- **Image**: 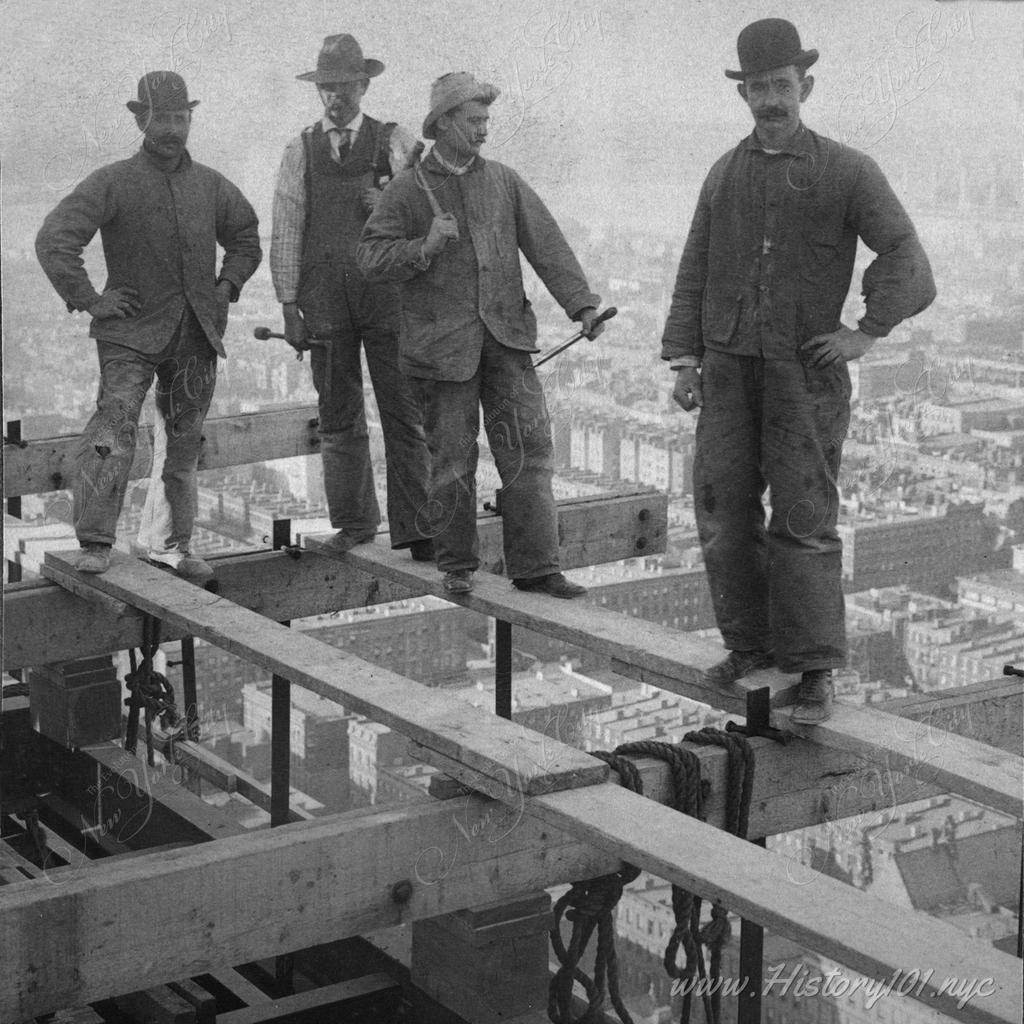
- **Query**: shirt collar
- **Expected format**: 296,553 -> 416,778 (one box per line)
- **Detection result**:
321,111 -> 364,136
744,122 -> 813,157
427,145 -> 478,176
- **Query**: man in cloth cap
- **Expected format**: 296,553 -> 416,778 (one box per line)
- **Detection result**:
36,71 -> 261,580
661,20 -> 935,722
271,34 -> 433,559
358,72 -> 604,597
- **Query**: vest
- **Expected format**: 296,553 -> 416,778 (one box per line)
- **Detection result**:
297,117 -> 399,334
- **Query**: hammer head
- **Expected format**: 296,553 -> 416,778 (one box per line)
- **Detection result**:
253,326 -> 275,340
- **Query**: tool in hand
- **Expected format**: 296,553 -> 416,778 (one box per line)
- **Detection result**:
253,325 -> 326,362
533,306 -> 618,368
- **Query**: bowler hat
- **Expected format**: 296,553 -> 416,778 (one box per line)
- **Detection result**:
422,72 -> 500,140
126,71 -> 199,114
725,19 -> 818,80
297,34 -> 384,84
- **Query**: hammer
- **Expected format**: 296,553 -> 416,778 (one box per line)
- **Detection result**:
533,306 -> 618,368
253,325 -> 326,362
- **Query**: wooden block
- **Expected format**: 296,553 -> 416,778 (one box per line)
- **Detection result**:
51,1008 -> 105,1024
114,985 -> 196,1023
28,657 -> 121,748
167,980 -> 216,1024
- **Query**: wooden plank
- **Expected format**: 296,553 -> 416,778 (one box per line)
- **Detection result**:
527,783 -> 1021,1024
885,680 -> 1023,754
779,703 -> 1023,819
2,406 -> 321,498
1,780 -> 1017,1023
42,551 -> 608,798
3,492 -> 664,671
216,974 -> 399,1024
206,969 -> 270,1007
167,979 -> 216,1024
315,538 -> 800,714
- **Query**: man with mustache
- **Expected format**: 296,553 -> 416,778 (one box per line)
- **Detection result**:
358,72 -> 604,597
661,20 -> 935,722
271,34 -> 432,560
36,71 -> 261,579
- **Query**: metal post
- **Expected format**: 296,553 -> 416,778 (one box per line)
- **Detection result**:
270,519 -> 294,994
6,420 -> 23,583
270,519 -> 293,829
495,619 -> 512,720
180,637 -> 199,741
737,687 -> 769,1024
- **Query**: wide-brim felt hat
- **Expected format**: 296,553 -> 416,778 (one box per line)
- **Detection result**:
126,71 -> 199,114
297,34 -> 384,83
422,72 -> 500,140
725,18 -> 818,80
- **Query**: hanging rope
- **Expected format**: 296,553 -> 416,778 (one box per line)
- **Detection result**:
549,752 -> 643,1024
124,615 -> 180,766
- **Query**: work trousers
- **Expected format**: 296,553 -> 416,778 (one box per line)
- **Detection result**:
693,350 -> 851,672
307,268 -> 431,547
74,308 -> 216,548
411,332 -> 560,580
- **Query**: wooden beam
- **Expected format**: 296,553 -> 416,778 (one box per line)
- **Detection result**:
42,551 -> 608,798
2,406 -> 322,498
3,491 -> 665,670
885,680 -> 1023,754
216,974 -> 399,1024
315,539 -> 800,714
1,774 -> 1017,1023
779,703 -> 1023,820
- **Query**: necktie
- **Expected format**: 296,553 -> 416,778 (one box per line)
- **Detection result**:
336,128 -> 351,162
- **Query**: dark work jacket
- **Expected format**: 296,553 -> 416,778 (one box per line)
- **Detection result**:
297,118 -> 400,337
661,126 -> 936,363
35,148 -> 261,357
357,152 -> 600,382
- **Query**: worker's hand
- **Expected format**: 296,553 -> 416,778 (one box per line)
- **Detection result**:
282,303 -> 311,353
363,187 -> 383,214
214,280 -> 232,336
579,307 -> 605,340
672,366 -> 703,412
88,286 -> 140,320
801,325 -> 877,367
423,213 -> 459,257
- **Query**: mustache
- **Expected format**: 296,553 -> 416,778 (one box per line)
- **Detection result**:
757,107 -> 789,119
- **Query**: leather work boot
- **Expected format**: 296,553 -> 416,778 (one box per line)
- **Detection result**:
321,528 -> 375,554
148,548 -> 214,585
77,543 -> 112,574
703,649 -> 774,686
512,573 -> 587,599
791,669 -> 834,725
443,569 -> 474,595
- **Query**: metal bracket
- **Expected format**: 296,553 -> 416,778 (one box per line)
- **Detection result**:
726,686 -> 792,744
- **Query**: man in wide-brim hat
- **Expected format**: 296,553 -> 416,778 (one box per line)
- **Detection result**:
660,19 -> 936,723
35,71 -> 261,581
271,34 -> 433,561
358,72 -> 605,599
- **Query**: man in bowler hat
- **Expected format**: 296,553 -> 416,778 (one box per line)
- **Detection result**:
661,20 -> 935,722
36,72 -> 261,579
271,34 -> 433,559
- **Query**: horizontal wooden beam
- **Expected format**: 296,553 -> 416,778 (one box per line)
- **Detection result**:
3,406 -> 322,498
42,551 -> 608,798
1,765 -> 1017,1023
3,491 -> 665,671
319,539 -> 799,715
780,703 -> 1022,820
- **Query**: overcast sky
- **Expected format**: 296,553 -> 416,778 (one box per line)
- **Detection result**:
2,0 -> 1020,242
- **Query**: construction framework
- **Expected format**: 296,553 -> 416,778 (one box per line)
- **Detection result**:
2,408 -> 1022,1024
